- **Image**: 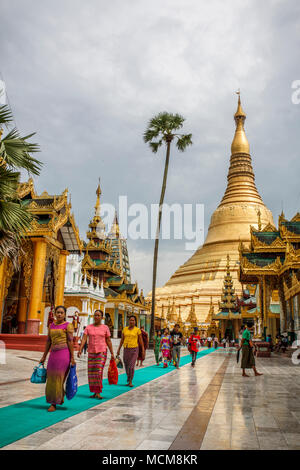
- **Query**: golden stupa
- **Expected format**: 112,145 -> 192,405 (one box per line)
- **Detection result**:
150,94 -> 274,322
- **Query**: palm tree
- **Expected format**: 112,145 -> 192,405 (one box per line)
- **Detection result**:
143,112 -> 192,344
0,99 -> 42,265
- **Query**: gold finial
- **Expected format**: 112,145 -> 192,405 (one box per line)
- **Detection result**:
234,90 -> 246,119
257,209 -> 262,231
226,254 -> 230,271
231,91 -> 249,155
94,178 -> 101,216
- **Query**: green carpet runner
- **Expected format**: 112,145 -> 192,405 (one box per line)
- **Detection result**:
0,348 -> 217,448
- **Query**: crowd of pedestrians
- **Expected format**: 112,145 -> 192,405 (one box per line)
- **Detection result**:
37,306 -> 270,412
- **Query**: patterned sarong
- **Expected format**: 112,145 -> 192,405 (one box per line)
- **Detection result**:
46,347 -> 70,405
123,347 -> 139,382
88,351 -> 107,393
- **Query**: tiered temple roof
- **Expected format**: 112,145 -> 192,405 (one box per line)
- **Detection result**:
214,255 -> 241,320
82,182 -> 148,310
18,178 -> 82,251
239,212 -> 300,283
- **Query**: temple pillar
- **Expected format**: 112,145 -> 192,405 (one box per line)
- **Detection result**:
259,278 -> 264,339
55,250 -> 68,307
17,279 -> 28,334
113,307 -> 119,339
27,239 -> 47,335
233,320 -> 239,342
220,320 -> 226,339
294,295 -> 300,340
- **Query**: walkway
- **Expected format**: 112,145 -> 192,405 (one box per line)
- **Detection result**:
0,346 -> 299,450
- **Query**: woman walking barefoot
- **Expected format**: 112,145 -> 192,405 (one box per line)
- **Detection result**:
136,326 -> 149,367
116,316 -> 144,387
40,306 -> 75,412
238,323 -> 263,377
78,310 -> 115,399
160,328 -> 172,368
154,330 -> 162,365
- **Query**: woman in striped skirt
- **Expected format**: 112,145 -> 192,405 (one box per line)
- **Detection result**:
116,316 -> 144,387
78,310 -> 115,399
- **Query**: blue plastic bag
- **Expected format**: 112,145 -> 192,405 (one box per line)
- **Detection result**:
66,364 -> 78,400
30,363 -> 47,384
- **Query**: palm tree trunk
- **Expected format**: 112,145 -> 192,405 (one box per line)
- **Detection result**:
150,138 -> 172,346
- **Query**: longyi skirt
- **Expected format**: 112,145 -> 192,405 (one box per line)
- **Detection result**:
46,347 -> 70,405
241,344 -> 255,369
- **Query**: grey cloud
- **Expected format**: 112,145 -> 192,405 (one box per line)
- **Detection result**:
0,0 -> 299,292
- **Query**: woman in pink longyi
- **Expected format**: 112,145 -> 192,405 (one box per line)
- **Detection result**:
78,310 -> 115,399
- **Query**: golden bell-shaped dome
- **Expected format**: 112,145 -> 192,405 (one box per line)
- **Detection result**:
231,94 -> 250,155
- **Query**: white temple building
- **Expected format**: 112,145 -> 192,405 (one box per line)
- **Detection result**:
63,253 -> 107,331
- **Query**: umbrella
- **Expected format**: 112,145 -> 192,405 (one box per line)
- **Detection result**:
236,349 -> 240,363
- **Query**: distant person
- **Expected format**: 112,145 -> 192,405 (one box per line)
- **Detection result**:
154,330 -> 162,366
159,328 -> 172,368
171,324 -> 184,369
137,326 -> 149,367
188,327 -> 201,368
238,323 -> 263,377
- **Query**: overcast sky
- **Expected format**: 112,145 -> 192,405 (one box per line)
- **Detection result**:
1,0 -> 300,293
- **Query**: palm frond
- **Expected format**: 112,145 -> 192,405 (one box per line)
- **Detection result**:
0,200 -> 33,234
0,231 -> 22,270
149,140 -> 163,153
0,167 -> 19,198
0,104 -> 14,127
143,127 -> 161,143
176,134 -> 193,152
1,127 -> 41,174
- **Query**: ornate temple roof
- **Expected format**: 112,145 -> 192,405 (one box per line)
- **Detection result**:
82,182 -> 148,310
239,212 -> 300,282
17,178 -> 82,252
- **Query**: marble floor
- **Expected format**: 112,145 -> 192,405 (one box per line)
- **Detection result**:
0,344 -> 300,450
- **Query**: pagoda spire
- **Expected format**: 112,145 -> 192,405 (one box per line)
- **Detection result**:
219,255 -> 237,313
87,179 -> 106,239
95,177 -> 102,217
109,209 -> 120,238
219,92 -> 263,206
231,91 -> 249,155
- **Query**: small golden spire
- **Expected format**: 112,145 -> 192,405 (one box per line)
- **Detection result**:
226,254 -> 230,272
231,92 -> 250,155
257,209 -> 262,231
94,178 -> 101,217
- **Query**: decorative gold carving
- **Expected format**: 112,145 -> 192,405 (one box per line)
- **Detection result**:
252,234 -> 286,252
4,259 -> 14,299
242,256 -> 282,273
18,178 -> 36,199
19,239 -> 34,298
291,212 -> 300,222
46,244 -> 60,301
